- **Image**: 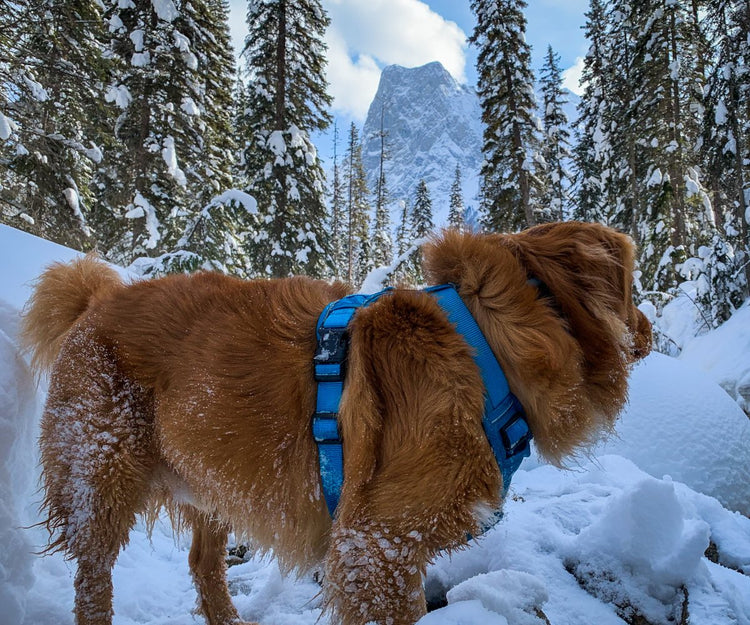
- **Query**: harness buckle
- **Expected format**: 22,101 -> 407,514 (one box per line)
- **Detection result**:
500,411 -> 532,459
314,328 -> 348,366
312,413 -> 341,443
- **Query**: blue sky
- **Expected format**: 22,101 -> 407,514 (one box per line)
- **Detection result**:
227,0 -> 589,159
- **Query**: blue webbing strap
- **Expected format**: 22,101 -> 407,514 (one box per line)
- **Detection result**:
425,285 -> 532,496
312,285 -> 532,518
312,291 -> 388,515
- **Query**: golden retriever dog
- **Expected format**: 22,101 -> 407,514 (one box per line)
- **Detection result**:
22,222 -> 651,625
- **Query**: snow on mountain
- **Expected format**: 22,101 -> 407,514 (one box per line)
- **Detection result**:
358,62 -> 582,230
360,62 -> 483,226
1,224 -> 749,625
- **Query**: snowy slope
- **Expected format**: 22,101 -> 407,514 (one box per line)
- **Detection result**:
1,224 -> 749,625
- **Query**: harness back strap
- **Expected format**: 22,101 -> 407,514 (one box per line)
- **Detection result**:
312,285 -> 532,518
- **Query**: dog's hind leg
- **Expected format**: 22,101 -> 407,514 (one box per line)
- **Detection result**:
39,329 -> 157,625
183,507 -> 255,625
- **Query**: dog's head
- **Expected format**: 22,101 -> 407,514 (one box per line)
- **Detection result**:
505,221 -> 652,365
423,222 -> 651,463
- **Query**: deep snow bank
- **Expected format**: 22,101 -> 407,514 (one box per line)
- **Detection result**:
591,352 -> 750,515
679,301 -> 750,413
0,314 -> 38,625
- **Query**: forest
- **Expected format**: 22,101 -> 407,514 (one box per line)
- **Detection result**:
0,0 -> 748,331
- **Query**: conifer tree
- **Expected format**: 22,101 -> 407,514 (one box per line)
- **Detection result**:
406,179 -> 433,284
188,0 -> 237,209
448,164 -> 465,231
130,0 -> 242,275
583,0 -> 642,236
628,0 -> 709,292
95,0 -> 228,265
396,199 -> 411,257
470,0 -> 545,231
343,122 -> 371,284
371,107 -> 392,268
240,0 -> 333,278
702,0 -> 750,298
329,121 -> 347,278
539,45 -> 573,221
0,0 -> 111,250
134,192 -> 258,278
573,0 -> 609,223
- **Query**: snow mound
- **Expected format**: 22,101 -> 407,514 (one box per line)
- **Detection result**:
446,570 -> 548,625
0,225 -> 81,310
423,455 -> 750,625
592,352 -> 750,515
567,477 -> 709,624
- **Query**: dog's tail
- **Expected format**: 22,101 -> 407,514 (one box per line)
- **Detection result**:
21,254 -> 122,373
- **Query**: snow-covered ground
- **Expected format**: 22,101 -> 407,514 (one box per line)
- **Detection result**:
1,224 -> 749,625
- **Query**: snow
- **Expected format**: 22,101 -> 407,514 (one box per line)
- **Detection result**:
125,192 -> 162,249
129,29 -> 144,52
0,319 -> 37,625
0,224 -> 749,625
105,84 -> 132,109
679,301 -> 750,412
151,0 -> 178,22
589,352 -> 750,515
130,51 -> 151,67
63,187 -> 91,236
0,111 -> 15,141
180,96 -> 200,116
206,189 -> 258,215
161,136 -> 187,186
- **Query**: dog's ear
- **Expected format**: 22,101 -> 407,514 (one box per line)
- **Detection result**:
497,222 -> 651,432
503,221 -> 650,364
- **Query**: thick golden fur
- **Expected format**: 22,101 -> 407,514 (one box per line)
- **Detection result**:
22,222 -> 651,625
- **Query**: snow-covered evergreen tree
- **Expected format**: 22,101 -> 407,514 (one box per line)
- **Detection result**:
573,0 -> 609,224
539,45 -> 573,221
187,0 -> 237,209
0,0 -> 110,250
134,0 -> 242,275
628,0 -> 710,292
240,0 -> 332,278
448,164 -> 465,231
396,199 -> 411,257
404,179 -> 433,284
470,0 -> 545,231
133,191 -> 258,278
328,121 -> 347,279
701,0 -> 750,300
370,107 -> 392,268
96,0 -> 227,265
343,122 -> 370,284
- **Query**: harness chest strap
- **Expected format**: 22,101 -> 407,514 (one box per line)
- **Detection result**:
312,284 -> 532,518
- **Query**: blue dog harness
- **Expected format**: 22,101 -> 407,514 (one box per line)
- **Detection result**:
312,284 -> 532,518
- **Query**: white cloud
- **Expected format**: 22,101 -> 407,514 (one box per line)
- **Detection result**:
562,56 -> 585,96
325,29 -> 383,121
324,0 -> 468,120
228,0 -> 468,121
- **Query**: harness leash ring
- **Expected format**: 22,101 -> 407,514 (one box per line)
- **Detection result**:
312,285 -> 532,524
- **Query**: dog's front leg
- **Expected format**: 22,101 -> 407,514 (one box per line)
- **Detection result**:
324,517 -> 428,625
